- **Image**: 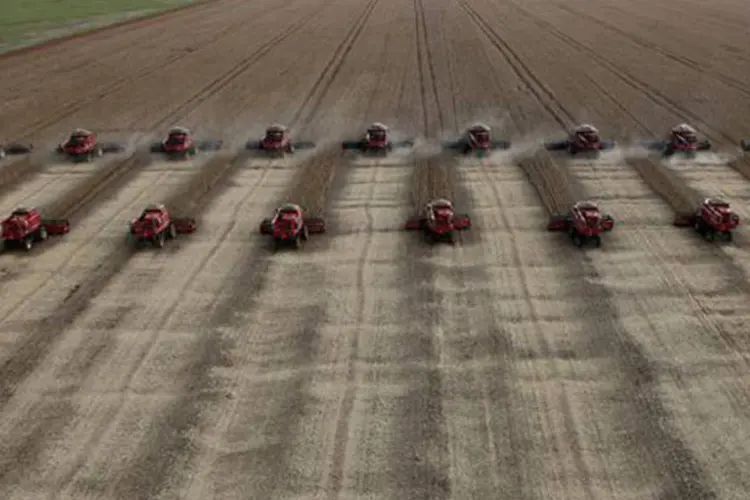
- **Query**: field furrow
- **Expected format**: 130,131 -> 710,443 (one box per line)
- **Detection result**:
0,0 -> 750,496
569,160 -> 750,498
65,0 -> 430,496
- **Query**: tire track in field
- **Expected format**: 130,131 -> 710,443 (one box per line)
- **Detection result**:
383,0 -> 454,495
0,167 -> 179,484
288,0 -> 379,131
428,14 -> 532,492
551,3 -> 750,99
456,0 -> 575,131
478,1 -> 750,287
399,154 -> 472,500
462,0 -> 750,289
109,150 -> 345,500
150,12 -> 322,132
0,0 -> 367,486
0,151 -> 250,483
2,0 -> 263,83
473,2 -> 750,290
505,0 -> 750,185
228,7 -> 415,495
8,0 -> 302,140
0,6 -> 318,196
109,1 -> 380,494
476,160 -> 594,497
0,100 -> 257,466
457,0 -> 665,143
0,160 -> 170,337
50,167 -> 274,497
0,5 -> 319,269
413,0 -> 444,133
321,160 -> 383,500
457,4 -> 715,490
517,151 -> 716,498
318,15 -> 423,496
626,157 -> 750,290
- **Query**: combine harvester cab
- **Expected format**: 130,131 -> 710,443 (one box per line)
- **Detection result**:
128,203 -> 196,248
641,123 -> 711,158
56,128 -> 125,163
246,124 -> 316,157
442,123 -> 511,158
1,207 -> 70,251
341,122 -> 415,157
674,197 -> 739,242
544,124 -> 615,158
259,203 -> 326,250
547,200 -> 614,248
404,198 -> 471,244
149,126 -> 223,160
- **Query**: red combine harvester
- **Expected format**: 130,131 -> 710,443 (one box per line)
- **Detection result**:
1,207 -> 69,251
341,122 -> 414,156
404,198 -> 471,244
128,204 -> 196,248
547,200 -> 614,247
0,142 -> 33,160
56,128 -> 125,162
443,123 -> 511,157
544,123 -> 616,157
259,203 -> 326,250
642,123 -> 711,158
246,124 -> 316,157
674,197 -> 739,241
150,127 -> 223,160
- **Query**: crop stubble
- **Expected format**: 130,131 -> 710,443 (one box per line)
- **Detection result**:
0,0 -> 750,497
74,0 -> 421,497
152,0 -> 453,497
472,0 -> 750,495
459,0 -> 741,496
0,0 -> 379,495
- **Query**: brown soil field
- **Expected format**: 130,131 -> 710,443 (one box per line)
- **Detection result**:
1,0 -> 750,497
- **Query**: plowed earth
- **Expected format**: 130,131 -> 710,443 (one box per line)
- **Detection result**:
1,0 -> 750,497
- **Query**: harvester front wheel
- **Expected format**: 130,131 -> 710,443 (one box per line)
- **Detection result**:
153,232 -> 166,248
571,230 -> 584,247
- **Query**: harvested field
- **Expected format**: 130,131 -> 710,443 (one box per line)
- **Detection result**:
1,0 -> 750,497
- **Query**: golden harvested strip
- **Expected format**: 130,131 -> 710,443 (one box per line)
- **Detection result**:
516,150 -> 583,216
40,154 -> 150,221
410,153 -> 458,210
282,146 -> 345,216
0,157 -> 45,199
626,157 -> 702,216
163,152 -> 249,219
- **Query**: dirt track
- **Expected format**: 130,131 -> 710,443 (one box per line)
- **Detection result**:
2,0 -> 750,497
